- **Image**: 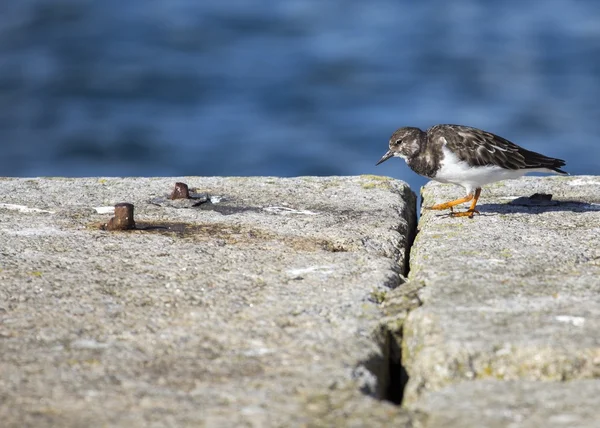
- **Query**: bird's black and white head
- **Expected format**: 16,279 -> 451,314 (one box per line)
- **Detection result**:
376,127 -> 425,166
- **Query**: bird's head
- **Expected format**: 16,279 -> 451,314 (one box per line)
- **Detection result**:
376,127 -> 424,165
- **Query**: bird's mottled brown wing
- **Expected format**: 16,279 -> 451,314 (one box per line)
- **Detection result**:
428,124 -> 566,172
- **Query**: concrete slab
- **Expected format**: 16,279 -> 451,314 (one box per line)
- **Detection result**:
413,379 -> 600,428
0,176 -> 416,427
401,176 -> 600,424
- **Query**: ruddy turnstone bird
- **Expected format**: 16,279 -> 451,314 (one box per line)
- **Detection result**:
376,124 -> 567,218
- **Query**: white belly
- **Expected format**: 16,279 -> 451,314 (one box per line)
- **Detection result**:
434,146 -> 528,194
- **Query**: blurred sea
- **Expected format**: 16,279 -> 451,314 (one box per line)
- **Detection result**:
1,0 -> 599,195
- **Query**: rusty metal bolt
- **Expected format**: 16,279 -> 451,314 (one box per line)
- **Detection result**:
105,203 -> 136,231
170,182 -> 190,200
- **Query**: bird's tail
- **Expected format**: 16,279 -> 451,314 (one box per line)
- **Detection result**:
521,148 -> 568,175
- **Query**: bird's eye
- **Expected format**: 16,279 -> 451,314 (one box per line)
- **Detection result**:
395,139 -> 402,145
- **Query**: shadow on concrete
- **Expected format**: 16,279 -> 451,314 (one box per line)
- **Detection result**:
431,194 -> 599,218
480,198 -> 600,215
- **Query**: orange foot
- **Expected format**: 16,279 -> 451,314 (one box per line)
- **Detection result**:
450,209 -> 480,218
425,188 -> 482,219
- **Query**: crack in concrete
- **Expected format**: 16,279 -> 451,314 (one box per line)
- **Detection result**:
358,189 -> 422,406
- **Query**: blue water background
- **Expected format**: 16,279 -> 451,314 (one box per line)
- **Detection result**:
1,0 -> 599,197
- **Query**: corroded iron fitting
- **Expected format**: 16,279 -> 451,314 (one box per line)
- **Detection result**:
170,182 -> 190,200
105,203 -> 136,231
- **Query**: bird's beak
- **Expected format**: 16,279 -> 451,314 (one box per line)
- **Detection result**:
376,150 -> 394,166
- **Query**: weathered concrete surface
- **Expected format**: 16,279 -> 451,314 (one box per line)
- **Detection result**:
413,380 -> 600,428
0,176 -> 416,427
400,176 -> 600,426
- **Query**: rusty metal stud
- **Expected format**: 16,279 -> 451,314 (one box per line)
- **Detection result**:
170,182 -> 190,200
105,203 -> 136,231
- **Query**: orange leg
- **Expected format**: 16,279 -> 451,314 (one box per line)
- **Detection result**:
426,188 -> 482,219
428,194 -> 474,210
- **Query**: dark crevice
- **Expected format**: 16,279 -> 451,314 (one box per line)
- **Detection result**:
357,321 -> 412,406
402,220 -> 418,278
356,188 -> 421,406
401,187 -> 419,277
385,329 -> 409,405
377,193 -> 421,406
